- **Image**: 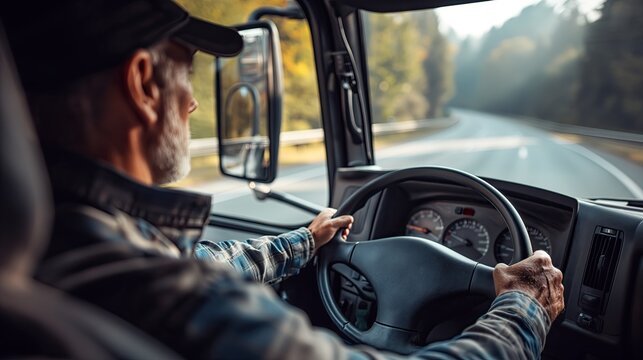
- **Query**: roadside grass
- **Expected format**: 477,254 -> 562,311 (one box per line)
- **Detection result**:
582,138 -> 643,166
552,133 -> 643,167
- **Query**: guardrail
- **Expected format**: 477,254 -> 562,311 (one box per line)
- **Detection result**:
189,117 -> 456,157
518,117 -> 643,145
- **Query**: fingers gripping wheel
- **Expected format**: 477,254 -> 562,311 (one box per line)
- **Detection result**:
317,167 -> 532,353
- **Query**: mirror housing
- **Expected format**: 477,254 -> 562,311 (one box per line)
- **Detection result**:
216,21 -> 283,183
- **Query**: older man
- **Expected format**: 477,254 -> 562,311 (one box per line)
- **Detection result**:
4,0 -> 351,284
2,0 -> 563,359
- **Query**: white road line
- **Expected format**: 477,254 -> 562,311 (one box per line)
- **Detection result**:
564,143 -> 643,198
377,135 -> 536,159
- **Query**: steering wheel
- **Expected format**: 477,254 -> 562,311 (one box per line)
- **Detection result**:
317,167 -> 532,354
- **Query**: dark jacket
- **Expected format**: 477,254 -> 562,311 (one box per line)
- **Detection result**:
36,151 -> 550,359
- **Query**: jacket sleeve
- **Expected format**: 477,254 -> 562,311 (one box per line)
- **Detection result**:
193,227 -> 315,284
409,291 -> 551,359
190,272 -> 551,360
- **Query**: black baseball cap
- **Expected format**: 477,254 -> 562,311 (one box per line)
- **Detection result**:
0,0 -> 243,92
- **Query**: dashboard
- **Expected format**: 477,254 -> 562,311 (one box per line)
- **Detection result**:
405,202 -> 554,266
212,167 -> 643,358
358,179 -> 575,269
325,167 -> 643,358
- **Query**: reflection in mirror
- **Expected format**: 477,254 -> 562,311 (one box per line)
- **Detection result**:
217,25 -> 277,182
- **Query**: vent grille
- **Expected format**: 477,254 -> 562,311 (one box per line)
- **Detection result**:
583,230 -> 622,292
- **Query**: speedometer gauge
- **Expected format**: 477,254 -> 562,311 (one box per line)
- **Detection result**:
443,219 -> 490,260
406,209 -> 444,243
494,227 -> 552,264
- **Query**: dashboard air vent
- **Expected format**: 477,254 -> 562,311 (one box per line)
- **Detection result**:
582,228 -> 622,292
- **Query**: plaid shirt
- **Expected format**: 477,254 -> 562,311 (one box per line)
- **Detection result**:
195,227 -> 315,283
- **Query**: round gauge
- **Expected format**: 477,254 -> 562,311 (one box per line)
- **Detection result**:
405,209 -> 444,243
443,219 -> 490,260
494,227 -> 552,264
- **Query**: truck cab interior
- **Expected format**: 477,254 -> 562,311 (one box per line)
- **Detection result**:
209,0 -> 643,358
1,0 -> 642,359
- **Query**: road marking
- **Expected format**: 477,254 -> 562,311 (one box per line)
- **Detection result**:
563,143 -> 643,198
378,135 -> 536,159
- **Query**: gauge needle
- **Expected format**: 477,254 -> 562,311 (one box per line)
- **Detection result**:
406,224 -> 431,234
449,234 -> 472,247
449,234 -> 483,259
407,225 -> 440,242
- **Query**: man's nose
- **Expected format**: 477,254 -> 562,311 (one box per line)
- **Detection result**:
189,98 -> 199,114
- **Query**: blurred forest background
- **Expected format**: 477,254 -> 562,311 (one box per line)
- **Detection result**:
451,0 -> 643,133
179,0 -> 643,139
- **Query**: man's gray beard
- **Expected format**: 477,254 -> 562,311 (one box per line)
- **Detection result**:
148,100 -> 191,185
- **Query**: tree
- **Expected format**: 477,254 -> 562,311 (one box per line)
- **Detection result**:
449,1 -> 587,125
577,0 -> 643,133
270,16 -> 321,131
365,12 -> 428,123
365,10 -> 453,122
415,11 -> 454,118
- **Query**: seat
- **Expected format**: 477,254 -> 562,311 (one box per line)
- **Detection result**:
0,21 -> 181,360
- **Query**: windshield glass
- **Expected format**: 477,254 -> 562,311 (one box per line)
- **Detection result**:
364,0 -> 643,200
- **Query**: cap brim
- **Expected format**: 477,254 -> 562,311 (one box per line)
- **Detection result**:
174,17 -> 243,57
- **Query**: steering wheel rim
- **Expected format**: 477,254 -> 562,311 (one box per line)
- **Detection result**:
317,166 -> 532,353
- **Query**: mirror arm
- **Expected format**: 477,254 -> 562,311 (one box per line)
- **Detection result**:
249,182 -> 325,215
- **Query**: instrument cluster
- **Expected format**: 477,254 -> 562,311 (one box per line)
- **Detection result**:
405,202 -> 552,265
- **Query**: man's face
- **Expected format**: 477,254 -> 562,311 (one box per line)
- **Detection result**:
147,41 -> 198,184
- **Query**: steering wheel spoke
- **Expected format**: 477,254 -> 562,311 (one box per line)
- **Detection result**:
350,237 -> 477,331
318,237 -> 355,264
470,263 -> 496,298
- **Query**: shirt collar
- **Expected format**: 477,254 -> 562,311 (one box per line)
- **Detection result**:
44,148 -> 212,247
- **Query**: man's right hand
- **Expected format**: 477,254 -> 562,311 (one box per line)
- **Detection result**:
308,208 -> 354,253
493,250 -> 565,321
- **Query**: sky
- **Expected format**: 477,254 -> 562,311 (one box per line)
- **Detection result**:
435,0 -> 606,38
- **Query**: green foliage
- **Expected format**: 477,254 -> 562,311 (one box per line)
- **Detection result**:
269,15 -> 321,131
179,1 -> 454,137
415,11 -> 454,118
188,52 -> 217,139
365,11 -> 454,123
180,0 -> 643,139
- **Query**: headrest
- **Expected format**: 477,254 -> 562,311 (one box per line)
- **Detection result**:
0,22 -> 52,279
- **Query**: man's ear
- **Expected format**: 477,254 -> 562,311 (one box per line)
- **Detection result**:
123,50 -> 161,128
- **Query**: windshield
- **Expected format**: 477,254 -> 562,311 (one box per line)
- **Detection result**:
364,0 -> 643,200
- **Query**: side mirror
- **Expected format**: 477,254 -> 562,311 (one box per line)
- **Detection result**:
216,21 -> 283,183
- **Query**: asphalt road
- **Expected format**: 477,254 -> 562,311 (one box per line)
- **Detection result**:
189,109 -> 643,224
